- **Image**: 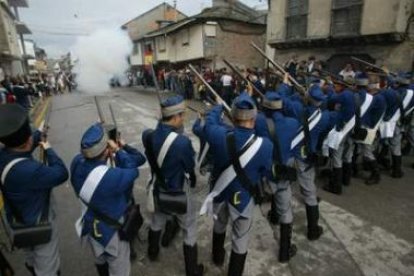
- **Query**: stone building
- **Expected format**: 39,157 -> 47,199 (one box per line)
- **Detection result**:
267,0 -> 414,72
0,0 -> 30,76
140,0 -> 267,70
121,2 -> 187,70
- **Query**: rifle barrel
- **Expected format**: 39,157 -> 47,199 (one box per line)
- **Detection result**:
351,56 -> 397,77
94,96 -> 105,123
250,42 -> 307,95
109,103 -> 117,128
149,63 -> 163,104
188,64 -> 231,112
222,59 -> 264,98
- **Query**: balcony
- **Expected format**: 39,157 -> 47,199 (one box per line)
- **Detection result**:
7,0 -> 28,8
15,21 -> 31,34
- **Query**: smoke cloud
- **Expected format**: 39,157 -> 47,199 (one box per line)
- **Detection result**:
72,28 -> 131,94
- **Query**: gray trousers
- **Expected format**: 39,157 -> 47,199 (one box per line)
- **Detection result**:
25,196 -> 60,276
389,125 -> 402,156
361,139 -> 378,161
89,234 -> 131,276
296,159 -> 318,206
332,135 -> 354,168
270,179 -> 293,224
150,191 -> 198,246
213,200 -> 254,254
25,218 -> 60,276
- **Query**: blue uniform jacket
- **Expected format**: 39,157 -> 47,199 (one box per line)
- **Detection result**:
255,111 -> 300,166
70,145 -> 145,247
0,131 -> 68,226
328,89 -> 356,130
287,103 -> 337,161
142,123 -> 195,192
381,88 -> 400,120
398,86 -> 414,117
205,105 -> 273,212
363,91 -> 387,128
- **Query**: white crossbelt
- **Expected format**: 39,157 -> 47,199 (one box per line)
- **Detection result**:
1,158 -> 27,185
200,135 -> 263,217
196,143 -> 210,169
291,109 -> 322,150
379,89 -> 414,138
75,165 -> 109,237
147,132 -> 179,213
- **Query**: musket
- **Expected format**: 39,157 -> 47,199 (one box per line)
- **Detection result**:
187,105 -> 206,117
94,96 -> 105,123
222,58 -> 264,98
250,41 -> 307,95
94,96 -> 116,166
188,64 -> 232,113
351,56 -> 397,77
315,69 -> 354,88
40,102 -> 53,164
109,103 -> 120,142
149,63 -> 163,104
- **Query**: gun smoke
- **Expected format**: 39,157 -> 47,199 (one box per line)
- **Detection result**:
72,28 -> 131,94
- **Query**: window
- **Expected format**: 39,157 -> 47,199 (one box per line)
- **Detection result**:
331,0 -> 363,37
157,36 -> 166,52
286,0 -> 308,40
132,42 -> 140,55
205,23 -> 217,37
182,28 -> 190,46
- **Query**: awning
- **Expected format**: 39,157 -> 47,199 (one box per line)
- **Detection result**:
16,21 -> 31,34
7,0 -> 28,8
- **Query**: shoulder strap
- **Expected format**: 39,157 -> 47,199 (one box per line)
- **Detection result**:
79,165 -> 122,228
354,93 -> 362,130
226,132 -> 258,195
143,131 -> 167,189
79,165 -> 109,204
265,118 -> 282,165
0,158 -> 28,223
301,109 -> 312,156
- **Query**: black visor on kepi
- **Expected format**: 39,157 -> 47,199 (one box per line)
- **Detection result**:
0,104 -> 31,147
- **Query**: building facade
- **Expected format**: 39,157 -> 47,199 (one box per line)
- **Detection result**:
141,0 -> 267,70
121,2 -> 187,69
267,0 -> 414,72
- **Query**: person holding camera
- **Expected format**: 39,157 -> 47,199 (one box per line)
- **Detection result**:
70,123 -> 146,276
0,104 -> 68,276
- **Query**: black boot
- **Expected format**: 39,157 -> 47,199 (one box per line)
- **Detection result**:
391,155 -> 404,178
267,195 -> 279,225
365,160 -> 381,185
342,163 -> 352,186
377,145 -> 391,169
323,168 -> 343,195
148,230 -> 162,261
95,263 -> 109,276
212,232 -> 226,266
25,263 -> 36,276
183,244 -> 204,276
278,223 -> 297,263
306,205 -> 323,241
161,217 -> 179,247
227,251 -> 247,276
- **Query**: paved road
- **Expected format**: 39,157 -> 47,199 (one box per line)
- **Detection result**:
3,87 -> 414,276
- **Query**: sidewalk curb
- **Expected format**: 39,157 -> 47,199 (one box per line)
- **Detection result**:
32,98 -> 51,128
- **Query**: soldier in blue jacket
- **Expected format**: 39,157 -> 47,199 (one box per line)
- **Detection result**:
254,91 -> 300,263
388,73 -> 414,178
357,73 -> 387,185
0,104 -> 69,276
201,92 -> 272,275
323,77 -> 356,194
289,85 -> 337,241
142,95 -> 204,276
71,123 -> 146,276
